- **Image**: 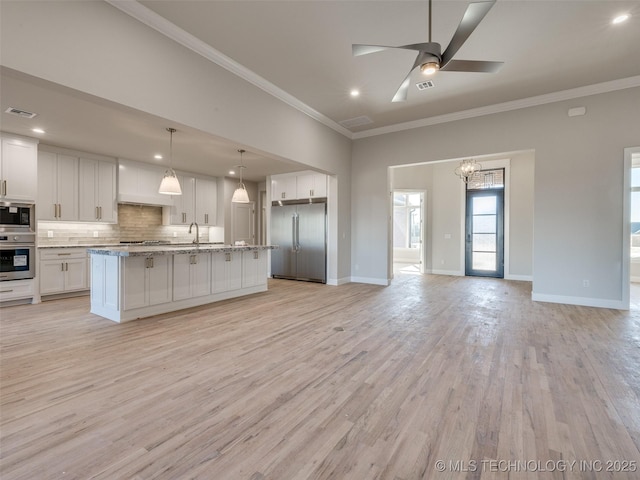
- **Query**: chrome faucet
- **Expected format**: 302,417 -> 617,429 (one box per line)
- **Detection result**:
189,222 -> 199,245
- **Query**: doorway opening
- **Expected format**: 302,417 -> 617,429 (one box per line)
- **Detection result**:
624,147 -> 640,309
392,190 -> 425,275
464,169 -> 504,278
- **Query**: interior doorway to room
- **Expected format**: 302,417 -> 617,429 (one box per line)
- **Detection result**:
465,169 -> 504,278
392,191 -> 425,274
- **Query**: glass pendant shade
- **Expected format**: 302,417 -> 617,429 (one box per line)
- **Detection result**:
159,127 -> 182,195
232,184 -> 250,203
232,149 -> 250,203
159,168 -> 182,195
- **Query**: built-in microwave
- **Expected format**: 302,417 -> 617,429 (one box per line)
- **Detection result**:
0,202 -> 35,232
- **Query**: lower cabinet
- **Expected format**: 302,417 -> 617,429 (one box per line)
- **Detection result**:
173,252 -> 211,301
40,248 -> 88,295
242,250 -> 268,288
211,251 -> 242,293
122,255 -> 172,310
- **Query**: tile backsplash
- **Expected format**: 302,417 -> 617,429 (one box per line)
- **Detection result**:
38,204 -> 208,246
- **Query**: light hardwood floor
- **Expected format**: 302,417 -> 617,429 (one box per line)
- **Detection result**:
1,275 -> 639,479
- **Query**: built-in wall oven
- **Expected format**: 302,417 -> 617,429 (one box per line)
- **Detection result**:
0,203 -> 36,281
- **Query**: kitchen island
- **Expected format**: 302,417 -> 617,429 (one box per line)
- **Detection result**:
88,244 -> 276,322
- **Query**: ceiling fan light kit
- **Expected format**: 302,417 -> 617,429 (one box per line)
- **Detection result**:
353,0 -> 503,102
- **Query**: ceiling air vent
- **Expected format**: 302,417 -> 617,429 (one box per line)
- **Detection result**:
339,115 -> 373,129
4,107 -> 37,119
416,80 -> 435,91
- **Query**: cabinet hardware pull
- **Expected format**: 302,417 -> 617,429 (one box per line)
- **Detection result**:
99,206 -> 102,219
205,213 -> 208,224
0,289 -> 14,293
57,253 -> 71,256
254,251 -> 259,259
59,204 -> 62,218
61,263 -> 65,272
2,180 -> 7,196
66,262 -> 69,271
226,253 -> 231,262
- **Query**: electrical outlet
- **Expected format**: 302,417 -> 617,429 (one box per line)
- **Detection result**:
583,279 -> 590,288
93,231 -> 99,238
173,231 -> 177,237
47,230 -> 53,238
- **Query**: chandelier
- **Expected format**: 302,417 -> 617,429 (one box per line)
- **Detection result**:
454,158 -> 481,183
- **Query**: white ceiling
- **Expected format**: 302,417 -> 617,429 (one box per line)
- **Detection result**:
1,0 -> 639,181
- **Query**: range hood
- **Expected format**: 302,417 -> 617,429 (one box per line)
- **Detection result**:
118,159 -> 174,207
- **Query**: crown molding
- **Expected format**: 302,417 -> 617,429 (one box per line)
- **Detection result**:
353,76 -> 640,139
105,0 -> 353,139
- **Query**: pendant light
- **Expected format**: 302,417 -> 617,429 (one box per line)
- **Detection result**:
159,127 -> 182,195
232,149 -> 250,203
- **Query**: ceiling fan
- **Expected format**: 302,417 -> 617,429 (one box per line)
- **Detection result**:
353,0 -> 503,102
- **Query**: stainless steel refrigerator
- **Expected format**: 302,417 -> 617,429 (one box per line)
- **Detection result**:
271,200 -> 326,283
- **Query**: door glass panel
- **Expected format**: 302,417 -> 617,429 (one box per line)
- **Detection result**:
473,233 -> 496,251
473,215 -> 496,233
473,252 -> 496,270
472,196 -> 496,215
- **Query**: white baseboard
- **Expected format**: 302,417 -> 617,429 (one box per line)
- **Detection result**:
505,274 -> 533,281
532,292 -> 627,310
350,276 -> 390,286
430,269 -> 464,276
327,276 -> 351,286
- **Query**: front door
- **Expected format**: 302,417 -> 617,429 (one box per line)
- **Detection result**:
465,170 -> 504,278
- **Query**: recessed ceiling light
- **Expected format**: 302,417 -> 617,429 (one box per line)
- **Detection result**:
31,128 -> 45,134
229,170 -> 236,175
612,13 -> 630,24
154,154 -> 163,160
350,89 -> 360,97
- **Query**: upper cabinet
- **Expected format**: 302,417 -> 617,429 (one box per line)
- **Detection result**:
169,174 -> 195,225
272,175 -> 297,201
195,177 -> 217,226
118,159 -> 173,207
38,151 -> 78,221
0,134 -> 38,202
296,172 -> 327,199
164,174 -> 217,226
271,171 -> 327,201
79,158 -> 117,223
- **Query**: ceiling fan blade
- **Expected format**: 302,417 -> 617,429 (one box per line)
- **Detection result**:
440,1 -> 496,68
352,43 -> 436,57
392,52 -> 429,102
440,59 -> 503,73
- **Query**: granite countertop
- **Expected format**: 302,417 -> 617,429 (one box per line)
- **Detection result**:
87,244 -> 278,257
38,244 -> 122,249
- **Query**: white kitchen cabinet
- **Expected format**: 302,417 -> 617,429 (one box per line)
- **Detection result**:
37,151 -> 78,221
173,252 -> 211,301
296,172 -> 327,199
79,158 -> 117,223
0,279 -> 35,303
271,175 -> 297,201
272,172 -> 327,201
242,249 -> 268,288
122,255 -> 172,310
90,254 -> 118,311
195,177 -> 217,226
0,134 -> 38,202
118,159 -> 173,207
211,251 -> 242,293
39,248 -> 88,295
170,174 -> 195,225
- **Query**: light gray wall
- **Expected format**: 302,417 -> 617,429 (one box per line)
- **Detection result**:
0,0 -> 352,281
353,87 -> 640,307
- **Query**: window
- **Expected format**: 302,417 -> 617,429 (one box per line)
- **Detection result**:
393,193 -> 421,248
